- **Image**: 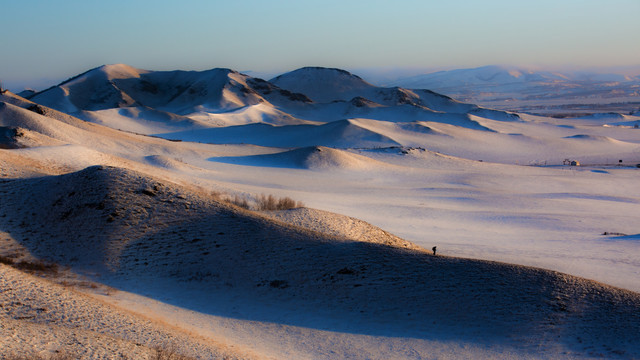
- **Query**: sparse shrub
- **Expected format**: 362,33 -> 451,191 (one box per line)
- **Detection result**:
1,255 -> 60,275
210,190 -> 223,201
0,254 -> 16,265
13,259 -> 59,275
229,194 -> 250,209
276,196 -> 303,210
256,194 -> 278,211
256,194 -> 304,211
27,104 -> 46,115
152,345 -> 194,360
214,190 -> 303,211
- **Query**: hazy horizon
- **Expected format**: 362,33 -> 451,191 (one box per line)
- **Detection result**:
2,0 -> 639,91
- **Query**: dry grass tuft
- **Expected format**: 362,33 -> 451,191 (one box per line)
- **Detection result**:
210,188 -> 304,211
152,345 -> 195,360
0,254 -> 16,265
0,255 -> 59,275
256,194 -> 304,211
5,351 -> 77,360
13,259 -> 59,275
229,194 -> 250,210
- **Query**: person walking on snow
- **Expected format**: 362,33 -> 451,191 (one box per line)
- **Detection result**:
432,246 -> 437,255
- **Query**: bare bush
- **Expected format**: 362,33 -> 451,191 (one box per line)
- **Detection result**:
0,254 -> 15,265
152,345 -> 194,360
276,196 -> 303,210
13,259 -> 59,275
256,194 -> 304,211
1,256 -> 59,275
211,190 -> 303,211
229,194 -> 250,209
210,190 -> 223,201
256,194 -> 277,211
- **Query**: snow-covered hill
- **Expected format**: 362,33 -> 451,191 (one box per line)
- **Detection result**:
271,66 -> 477,113
3,65 -> 640,359
387,65 -> 640,115
1,165 -> 639,359
31,64 -> 258,113
26,64 -> 520,136
390,65 -> 570,88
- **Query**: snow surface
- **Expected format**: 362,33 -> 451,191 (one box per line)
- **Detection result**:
1,165 -> 639,359
385,65 -> 640,116
2,65 -> 640,359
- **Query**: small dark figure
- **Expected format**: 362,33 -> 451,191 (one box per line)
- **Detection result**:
432,246 -> 437,255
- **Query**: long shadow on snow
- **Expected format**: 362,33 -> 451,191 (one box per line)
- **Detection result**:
110,214 -> 640,354
0,167 -> 639,357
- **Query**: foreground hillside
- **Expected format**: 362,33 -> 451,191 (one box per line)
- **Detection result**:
1,166 -> 639,359
0,263 -> 249,359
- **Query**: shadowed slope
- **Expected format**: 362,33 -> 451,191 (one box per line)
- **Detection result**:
165,119 -> 402,148
270,67 -> 493,115
29,64 -> 311,116
210,146 -> 398,170
0,165 -> 639,358
0,264 -> 247,359
25,64 -> 520,137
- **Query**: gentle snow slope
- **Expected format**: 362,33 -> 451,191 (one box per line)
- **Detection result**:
1,166 -> 639,359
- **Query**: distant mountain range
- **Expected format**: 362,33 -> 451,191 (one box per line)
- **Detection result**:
29,64 -> 479,113
14,63 -> 639,166
24,64 -> 640,120
26,64 -> 518,133
382,65 -> 640,116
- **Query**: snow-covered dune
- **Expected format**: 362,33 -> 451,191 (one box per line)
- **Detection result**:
210,146 -> 395,170
3,64 -> 640,359
1,165 -> 639,359
165,119 -> 402,149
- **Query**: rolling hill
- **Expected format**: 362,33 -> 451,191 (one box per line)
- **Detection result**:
1,165 -> 639,359
386,65 -> 640,115
2,65 -> 640,359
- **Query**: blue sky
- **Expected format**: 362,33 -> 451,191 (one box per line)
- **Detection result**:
2,0 -> 639,91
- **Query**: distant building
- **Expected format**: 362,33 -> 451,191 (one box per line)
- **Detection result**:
563,159 -> 580,166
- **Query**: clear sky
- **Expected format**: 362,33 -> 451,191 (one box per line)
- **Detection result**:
2,0 -> 639,91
